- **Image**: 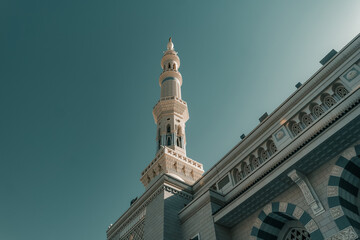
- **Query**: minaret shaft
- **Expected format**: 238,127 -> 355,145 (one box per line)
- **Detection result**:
140,38 -> 204,188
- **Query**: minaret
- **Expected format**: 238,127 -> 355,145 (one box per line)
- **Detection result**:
155,37 -> 188,155
140,38 -> 204,188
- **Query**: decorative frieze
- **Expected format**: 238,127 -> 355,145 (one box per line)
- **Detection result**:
304,219 -> 318,233
329,206 -> 344,219
288,170 -> 325,216
292,206 -> 304,220
330,165 -> 343,177
279,202 -> 287,213
263,204 -> 272,215
327,186 -> 339,197
326,226 -> 358,240
253,218 -> 262,229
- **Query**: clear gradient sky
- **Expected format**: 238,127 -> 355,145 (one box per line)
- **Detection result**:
1,1 -> 360,240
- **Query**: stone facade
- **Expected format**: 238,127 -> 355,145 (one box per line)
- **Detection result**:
107,34 -> 360,240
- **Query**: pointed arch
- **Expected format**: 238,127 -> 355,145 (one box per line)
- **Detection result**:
310,103 -> 324,118
250,202 -> 324,240
333,83 -> 349,98
250,155 -> 260,169
299,111 -> 313,127
288,121 -> 302,136
157,128 -> 161,149
327,144 -> 360,237
258,148 -> 268,162
240,162 -> 251,176
176,137 -> 180,147
267,139 -> 277,155
232,168 -> 242,184
321,93 -> 336,109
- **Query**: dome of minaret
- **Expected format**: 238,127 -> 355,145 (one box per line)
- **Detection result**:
160,37 -> 181,71
167,37 -> 174,50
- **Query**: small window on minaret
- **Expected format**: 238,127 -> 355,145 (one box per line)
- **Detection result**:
173,63 -> 176,70
168,63 -> 171,69
167,125 -> 171,133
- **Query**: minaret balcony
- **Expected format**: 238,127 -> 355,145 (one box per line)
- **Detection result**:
152,97 -> 189,123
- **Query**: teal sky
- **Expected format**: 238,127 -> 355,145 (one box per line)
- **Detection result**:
1,1 -> 360,239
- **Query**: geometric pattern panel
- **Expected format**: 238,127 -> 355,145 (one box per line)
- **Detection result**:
327,145 -> 360,236
284,228 -> 310,240
120,220 -> 144,240
250,202 -> 324,240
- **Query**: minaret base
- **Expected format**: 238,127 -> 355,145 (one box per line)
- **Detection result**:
140,146 -> 204,188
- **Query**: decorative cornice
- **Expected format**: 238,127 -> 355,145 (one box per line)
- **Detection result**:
212,88 -> 360,217
193,34 -> 360,193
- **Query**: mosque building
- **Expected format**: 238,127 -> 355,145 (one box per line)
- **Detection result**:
106,34 -> 360,240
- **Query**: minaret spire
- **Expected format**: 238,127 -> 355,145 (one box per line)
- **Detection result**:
140,39 -> 204,188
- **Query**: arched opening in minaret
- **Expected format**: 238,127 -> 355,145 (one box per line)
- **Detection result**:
176,126 -> 183,148
167,136 -> 171,146
173,63 -> 176,70
167,124 -> 171,133
168,63 -> 171,70
158,128 -> 161,149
